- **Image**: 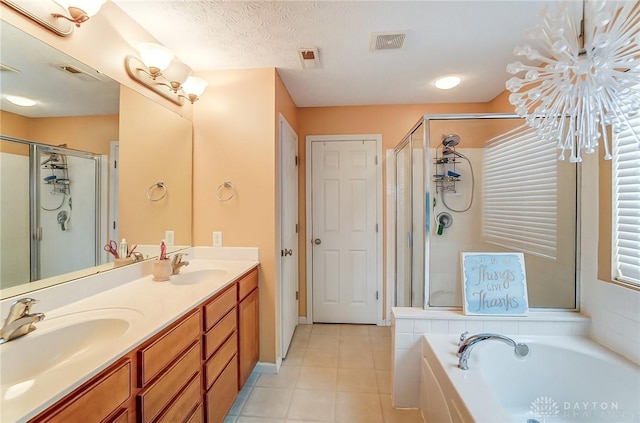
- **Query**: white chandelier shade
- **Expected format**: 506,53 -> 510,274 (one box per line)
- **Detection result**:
506,1 -> 640,162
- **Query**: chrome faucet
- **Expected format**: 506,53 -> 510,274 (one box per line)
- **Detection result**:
171,253 -> 190,275
0,298 -> 45,344
457,332 -> 529,370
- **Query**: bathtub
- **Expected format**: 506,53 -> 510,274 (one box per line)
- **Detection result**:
420,334 -> 640,423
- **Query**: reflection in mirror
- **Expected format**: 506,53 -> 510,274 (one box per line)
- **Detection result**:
0,21 -> 193,299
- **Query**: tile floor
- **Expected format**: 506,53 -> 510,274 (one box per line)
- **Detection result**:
224,324 -> 424,423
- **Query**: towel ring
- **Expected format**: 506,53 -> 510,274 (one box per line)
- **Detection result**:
216,181 -> 235,201
147,182 -> 167,202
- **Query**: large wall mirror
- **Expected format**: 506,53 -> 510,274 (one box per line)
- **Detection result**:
0,21 -> 193,299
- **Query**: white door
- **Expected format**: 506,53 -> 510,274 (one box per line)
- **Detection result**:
311,140 -> 378,324
280,115 -> 299,358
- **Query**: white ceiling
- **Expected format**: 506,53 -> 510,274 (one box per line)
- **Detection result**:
112,0 -> 554,107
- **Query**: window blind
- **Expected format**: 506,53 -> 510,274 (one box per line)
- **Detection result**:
483,125 -> 558,259
613,118 -> 640,286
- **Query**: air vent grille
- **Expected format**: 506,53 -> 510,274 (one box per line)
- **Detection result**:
371,31 -> 407,51
53,63 -> 101,81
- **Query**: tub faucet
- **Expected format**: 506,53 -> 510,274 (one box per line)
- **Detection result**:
0,298 -> 45,344
457,332 -> 529,370
171,253 -> 190,275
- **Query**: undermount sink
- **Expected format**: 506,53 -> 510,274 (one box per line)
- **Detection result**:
0,308 -> 141,390
171,268 -> 228,285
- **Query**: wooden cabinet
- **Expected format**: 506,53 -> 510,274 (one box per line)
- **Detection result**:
29,265 -> 259,423
31,359 -> 132,423
238,269 -> 259,388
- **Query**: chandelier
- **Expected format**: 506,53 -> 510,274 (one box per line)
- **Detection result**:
506,1 -> 640,162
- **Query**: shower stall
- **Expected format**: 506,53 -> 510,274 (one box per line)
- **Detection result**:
0,136 -> 106,289
390,114 -> 578,310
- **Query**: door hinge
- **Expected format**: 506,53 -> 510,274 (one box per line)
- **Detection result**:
296,291 -> 299,300
280,249 -> 284,257
295,223 -> 299,233
113,221 -> 116,230
295,155 -> 298,166
375,223 -> 378,233
376,291 -> 379,300
113,160 -> 117,169
375,155 -> 378,165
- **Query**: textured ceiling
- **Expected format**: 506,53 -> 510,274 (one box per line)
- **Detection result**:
113,0 -> 555,107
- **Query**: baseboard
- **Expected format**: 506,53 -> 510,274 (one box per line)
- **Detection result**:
254,357 -> 282,374
298,316 -> 311,324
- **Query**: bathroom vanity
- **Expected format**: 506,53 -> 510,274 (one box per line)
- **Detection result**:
0,247 -> 260,423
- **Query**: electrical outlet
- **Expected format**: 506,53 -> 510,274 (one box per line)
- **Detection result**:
165,230 -> 175,246
213,231 -> 223,247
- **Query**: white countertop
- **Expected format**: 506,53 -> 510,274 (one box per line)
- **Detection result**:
0,247 -> 259,423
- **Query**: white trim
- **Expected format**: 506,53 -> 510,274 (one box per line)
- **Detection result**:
305,134 -> 384,325
108,141 -> 119,264
298,316 -> 311,325
254,359 -> 281,374
385,149 -> 396,324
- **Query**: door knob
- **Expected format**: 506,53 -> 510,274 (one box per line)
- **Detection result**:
313,238 -> 322,245
284,249 -> 293,256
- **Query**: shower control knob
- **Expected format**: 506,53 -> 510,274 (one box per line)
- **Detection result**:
313,238 -> 322,245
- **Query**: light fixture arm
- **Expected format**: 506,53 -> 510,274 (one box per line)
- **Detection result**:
52,7 -> 89,27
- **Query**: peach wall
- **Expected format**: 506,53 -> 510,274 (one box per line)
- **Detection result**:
29,115 -> 118,155
1,111 -> 30,141
1,110 -> 117,154
192,68 -> 279,363
119,86 -> 193,246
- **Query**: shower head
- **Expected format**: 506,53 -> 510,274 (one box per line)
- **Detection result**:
442,147 -> 467,159
442,134 -> 461,148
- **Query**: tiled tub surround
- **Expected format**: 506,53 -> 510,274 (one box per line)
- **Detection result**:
0,246 -> 259,422
391,307 -> 591,408
420,334 -> 640,423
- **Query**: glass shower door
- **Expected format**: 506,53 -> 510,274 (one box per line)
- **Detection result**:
36,145 -> 100,279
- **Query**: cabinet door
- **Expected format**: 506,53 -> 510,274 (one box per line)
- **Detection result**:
238,288 -> 259,388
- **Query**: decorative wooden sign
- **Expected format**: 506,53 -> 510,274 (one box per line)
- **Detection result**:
461,252 -> 529,316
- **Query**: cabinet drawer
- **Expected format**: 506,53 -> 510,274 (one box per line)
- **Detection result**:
138,342 -> 200,423
204,285 -> 237,331
186,404 -> 204,423
156,373 -> 201,423
204,308 -> 237,359
40,360 -> 131,423
238,268 -> 258,301
205,356 -> 238,423
106,408 -> 129,423
138,310 -> 201,386
205,332 -> 238,390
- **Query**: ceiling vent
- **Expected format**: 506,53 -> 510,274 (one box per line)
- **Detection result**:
52,63 -> 102,82
371,31 -> 407,51
297,48 -> 320,69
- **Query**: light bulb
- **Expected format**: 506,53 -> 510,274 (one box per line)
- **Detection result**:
137,42 -> 174,77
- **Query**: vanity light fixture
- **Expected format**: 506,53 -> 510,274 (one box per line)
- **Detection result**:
506,1 -> 640,162
435,75 -> 461,90
125,42 -> 207,105
51,0 -> 107,27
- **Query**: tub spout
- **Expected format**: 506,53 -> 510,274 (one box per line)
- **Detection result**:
457,333 -> 529,370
